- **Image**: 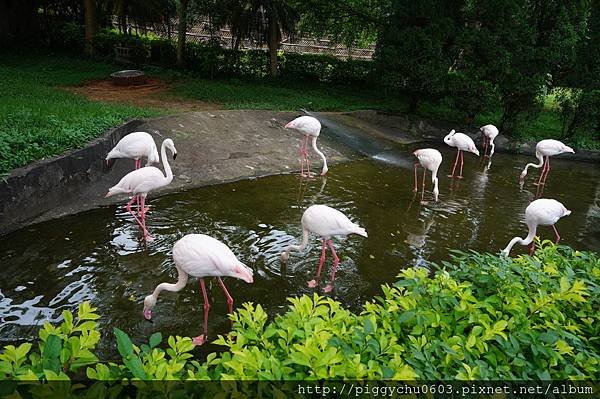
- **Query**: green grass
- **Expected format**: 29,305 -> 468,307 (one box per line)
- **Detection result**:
168,77 -> 407,112
0,53 -> 161,175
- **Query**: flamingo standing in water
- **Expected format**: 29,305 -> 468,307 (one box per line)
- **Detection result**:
444,130 -> 480,178
143,234 -> 254,346
105,138 -> 177,241
501,198 -> 571,257
280,205 -> 367,292
284,116 -> 328,177
480,125 -> 499,158
105,132 -> 160,170
519,139 -> 574,186
413,148 -> 442,203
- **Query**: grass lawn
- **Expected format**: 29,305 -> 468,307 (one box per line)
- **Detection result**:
0,52 -> 594,176
0,54 -> 162,175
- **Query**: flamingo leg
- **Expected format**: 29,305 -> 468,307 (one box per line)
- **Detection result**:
308,239 -> 327,288
413,163 -> 419,192
542,157 -> 551,185
552,225 -> 561,243
217,277 -> 234,328
193,279 -> 211,346
457,151 -> 464,179
299,137 -> 305,177
138,196 -> 152,242
323,240 -> 340,293
484,137 -> 490,158
448,150 -> 460,177
420,167 -> 426,203
535,157 -> 548,186
125,197 -> 151,239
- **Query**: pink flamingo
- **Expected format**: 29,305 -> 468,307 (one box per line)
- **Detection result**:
413,148 -> 442,203
280,205 -> 367,292
519,139 -> 574,186
284,116 -> 328,177
105,138 -> 177,241
143,234 -> 254,346
444,130 -> 480,178
501,198 -> 571,257
479,125 -> 499,158
105,132 -> 160,170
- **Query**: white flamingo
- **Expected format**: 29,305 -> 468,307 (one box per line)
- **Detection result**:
105,132 -> 160,170
444,130 -> 480,178
284,116 -> 328,177
280,205 -> 367,292
479,125 -> 499,158
501,198 -> 571,257
413,148 -> 442,202
143,234 -> 254,346
519,139 -> 574,186
105,138 -> 177,241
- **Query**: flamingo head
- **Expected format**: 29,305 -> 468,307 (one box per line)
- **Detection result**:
564,145 -> 575,154
321,165 -> 329,175
231,263 -> 254,283
284,120 -> 296,129
500,248 -> 510,258
444,130 -> 456,145
470,146 -> 480,156
143,295 -> 157,320
164,138 -> 177,160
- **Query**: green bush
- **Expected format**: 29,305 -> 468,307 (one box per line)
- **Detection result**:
1,243 -> 598,391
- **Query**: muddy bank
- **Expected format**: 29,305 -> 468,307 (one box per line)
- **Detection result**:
324,110 -> 600,163
0,111 -> 356,235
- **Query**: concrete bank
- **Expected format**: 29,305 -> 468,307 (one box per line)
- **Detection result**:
0,110 -> 357,235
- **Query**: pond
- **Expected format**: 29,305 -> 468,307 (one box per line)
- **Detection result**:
1,144 -> 598,359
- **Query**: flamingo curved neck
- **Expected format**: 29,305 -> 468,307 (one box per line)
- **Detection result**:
502,222 -> 537,255
283,228 -> 310,258
521,152 -> 544,178
489,142 -> 496,157
311,136 -> 328,174
160,141 -> 174,184
151,265 -> 188,301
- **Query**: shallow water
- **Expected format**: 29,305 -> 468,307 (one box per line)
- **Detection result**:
1,145 -> 599,359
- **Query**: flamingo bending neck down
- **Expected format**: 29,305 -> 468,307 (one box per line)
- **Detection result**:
519,139 -> 574,186
501,198 -> 571,257
105,131 -> 160,170
479,125 -> 499,158
444,130 -> 480,179
105,138 -> 177,241
280,205 -> 367,292
413,148 -> 442,203
284,116 -> 328,177
143,234 -> 254,346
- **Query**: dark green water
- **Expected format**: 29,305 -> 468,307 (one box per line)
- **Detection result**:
1,146 -> 598,358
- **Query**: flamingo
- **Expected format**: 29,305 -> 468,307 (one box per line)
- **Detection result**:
501,198 -> 571,257
284,116 -> 328,177
519,139 -> 574,186
280,205 -> 367,292
480,125 -> 499,158
105,132 -> 160,170
413,148 -> 442,203
105,138 -> 177,241
143,234 -> 254,346
444,130 -> 480,178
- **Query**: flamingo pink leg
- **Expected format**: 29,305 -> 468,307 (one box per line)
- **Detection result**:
484,137 -> 490,158
323,240 -> 340,293
193,279 -> 210,346
217,277 -> 234,328
299,137 -> 306,176
125,196 -> 152,240
535,157 -> 549,186
542,157 -> 551,185
413,163 -> 419,192
138,196 -> 153,242
552,225 -> 561,243
457,151 -> 465,179
308,240 -> 327,288
420,167 -> 426,203
449,150 -> 460,177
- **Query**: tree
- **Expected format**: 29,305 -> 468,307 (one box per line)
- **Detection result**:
177,0 -> 190,67
374,0 -> 465,111
84,0 -> 98,55
224,0 -> 298,77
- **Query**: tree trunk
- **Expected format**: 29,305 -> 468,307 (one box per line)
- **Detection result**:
176,0 -> 189,67
84,0 -> 97,56
268,17 -> 279,78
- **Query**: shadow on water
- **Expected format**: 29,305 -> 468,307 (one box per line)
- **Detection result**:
1,141 -> 599,359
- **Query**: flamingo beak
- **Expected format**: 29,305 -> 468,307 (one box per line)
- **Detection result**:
144,308 -> 152,321
173,153 -> 177,160
284,122 -> 293,129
